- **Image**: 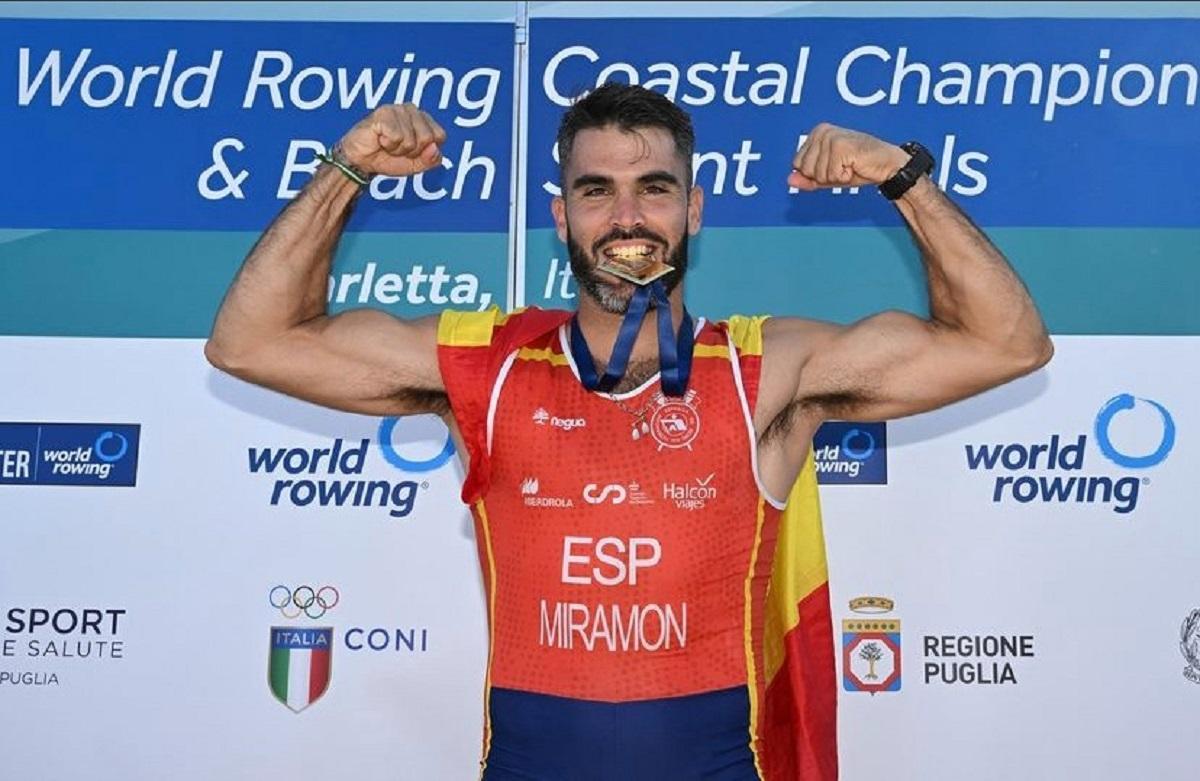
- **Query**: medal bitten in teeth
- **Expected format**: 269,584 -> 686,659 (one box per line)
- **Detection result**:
598,244 -> 675,286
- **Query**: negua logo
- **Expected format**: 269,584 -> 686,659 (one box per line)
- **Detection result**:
965,395 -> 1175,515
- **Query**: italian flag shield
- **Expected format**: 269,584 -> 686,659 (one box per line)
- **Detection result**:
269,627 -> 332,712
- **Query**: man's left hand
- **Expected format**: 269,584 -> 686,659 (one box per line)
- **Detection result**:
788,123 -> 910,190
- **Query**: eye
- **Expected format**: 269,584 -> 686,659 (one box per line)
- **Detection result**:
582,186 -> 608,197
643,184 -> 668,194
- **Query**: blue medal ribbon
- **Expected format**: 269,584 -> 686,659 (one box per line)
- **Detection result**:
569,279 -> 694,396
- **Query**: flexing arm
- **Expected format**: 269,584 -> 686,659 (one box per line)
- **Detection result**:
204,105 -> 449,416
761,124 -> 1053,431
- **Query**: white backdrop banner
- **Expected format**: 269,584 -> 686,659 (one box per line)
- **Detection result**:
0,335 -> 1194,779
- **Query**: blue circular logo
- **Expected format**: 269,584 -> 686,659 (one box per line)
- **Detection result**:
1094,394 -> 1175,469
377,417 -> 456,473
841,428 -> 875,461
94,431 -> 128,463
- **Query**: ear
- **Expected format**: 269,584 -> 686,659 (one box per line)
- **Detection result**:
551,195 -> 568,244
687,185 -> 704,236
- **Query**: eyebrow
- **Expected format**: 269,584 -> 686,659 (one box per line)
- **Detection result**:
569,170 -> 683,190
570,174 -> 613,190
638,170 -> 682,187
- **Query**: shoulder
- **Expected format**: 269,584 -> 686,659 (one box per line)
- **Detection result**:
747,316 -> 847,416
717,314 -> 842,359
758,314 -> 844,359
437,306 -> 572,350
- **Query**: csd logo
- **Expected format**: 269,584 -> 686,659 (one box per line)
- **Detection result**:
583,483 -> 627,505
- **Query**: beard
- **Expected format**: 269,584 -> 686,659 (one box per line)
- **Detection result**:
566,225 -> 690,315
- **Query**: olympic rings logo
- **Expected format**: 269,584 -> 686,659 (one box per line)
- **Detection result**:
269,585 -> 340,619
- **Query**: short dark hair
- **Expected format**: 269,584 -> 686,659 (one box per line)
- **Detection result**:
556,82 -> 695,186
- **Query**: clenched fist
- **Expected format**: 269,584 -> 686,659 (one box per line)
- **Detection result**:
337,104 -> 447,178
788,123 -> 911,191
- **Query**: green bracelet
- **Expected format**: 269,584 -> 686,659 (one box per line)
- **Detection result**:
316,146 -> 371,187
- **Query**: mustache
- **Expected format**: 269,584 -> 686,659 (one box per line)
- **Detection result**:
590,227 -> 669,256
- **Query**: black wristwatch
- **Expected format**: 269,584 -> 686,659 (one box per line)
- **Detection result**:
878,141 -> 935,200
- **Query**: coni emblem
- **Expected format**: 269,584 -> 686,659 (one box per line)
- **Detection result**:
268,585 -> 339,713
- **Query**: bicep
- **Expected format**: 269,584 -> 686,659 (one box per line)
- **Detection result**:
211,310 -> 445,417
781,311 -> 1035,422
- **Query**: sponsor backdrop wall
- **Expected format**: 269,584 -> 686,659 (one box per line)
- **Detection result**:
1,2 -> 1197,779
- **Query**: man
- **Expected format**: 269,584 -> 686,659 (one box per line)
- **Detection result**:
207,83 -> 1051,780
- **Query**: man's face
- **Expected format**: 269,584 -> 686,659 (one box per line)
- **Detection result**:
552,125 -> 703,314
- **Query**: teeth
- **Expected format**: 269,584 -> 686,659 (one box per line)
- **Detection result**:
608,246 -> 653,259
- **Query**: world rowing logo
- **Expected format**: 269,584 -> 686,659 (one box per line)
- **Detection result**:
964,393 -> 1175,515
378,415 -> 456,472
813,422 -> 888,485
1093,394 -> 1175,469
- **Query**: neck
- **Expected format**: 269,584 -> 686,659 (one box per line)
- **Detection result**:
574,285 -> 687,365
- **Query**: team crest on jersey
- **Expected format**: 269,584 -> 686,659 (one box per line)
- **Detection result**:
648,390 -> 701,451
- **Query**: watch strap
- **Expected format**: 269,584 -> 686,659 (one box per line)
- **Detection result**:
879,141 -> 934,200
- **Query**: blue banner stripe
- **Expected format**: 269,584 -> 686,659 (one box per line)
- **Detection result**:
527,17 -> 1200,229
1,18 -> 513,231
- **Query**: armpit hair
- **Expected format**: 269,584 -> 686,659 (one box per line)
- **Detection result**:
391,387 -> 451,416
759,391 -> 866,446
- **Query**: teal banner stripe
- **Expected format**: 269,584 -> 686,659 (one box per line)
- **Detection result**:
3,227 -> 1195,337
524,227 -> 1200,336
0,230 -> 508,338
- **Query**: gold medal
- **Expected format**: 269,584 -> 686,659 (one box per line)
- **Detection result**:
597,255 -> 675,286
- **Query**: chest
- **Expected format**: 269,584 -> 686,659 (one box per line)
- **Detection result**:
486,350 -> 756,517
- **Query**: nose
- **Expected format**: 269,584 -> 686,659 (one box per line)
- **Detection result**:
610,189 -> 645,230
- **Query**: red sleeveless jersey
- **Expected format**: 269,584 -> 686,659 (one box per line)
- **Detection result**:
438,307 -> 837,780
